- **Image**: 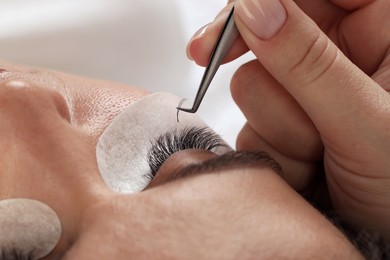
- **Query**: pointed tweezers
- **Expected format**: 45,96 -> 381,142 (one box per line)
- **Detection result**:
177,6 -> 239,113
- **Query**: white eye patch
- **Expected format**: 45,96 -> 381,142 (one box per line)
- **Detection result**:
96,92 -> 231,194
0,198 -> 61,259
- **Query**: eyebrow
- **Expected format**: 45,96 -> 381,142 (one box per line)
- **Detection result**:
162,150 -> 283,185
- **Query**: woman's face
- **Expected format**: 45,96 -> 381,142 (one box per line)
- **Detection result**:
0,60 -> 362,259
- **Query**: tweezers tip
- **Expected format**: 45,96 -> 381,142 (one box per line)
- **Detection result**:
176,98 -> 190,123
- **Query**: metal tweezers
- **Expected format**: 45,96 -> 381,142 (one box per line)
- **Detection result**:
177,6 -> 239,114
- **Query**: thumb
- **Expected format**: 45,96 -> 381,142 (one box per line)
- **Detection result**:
234,0 -> 388,138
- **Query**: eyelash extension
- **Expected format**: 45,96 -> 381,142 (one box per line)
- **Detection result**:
147,126 -> 226,178
0,248 -> 34,260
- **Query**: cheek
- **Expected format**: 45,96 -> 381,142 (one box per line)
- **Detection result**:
63,81 -> 149,142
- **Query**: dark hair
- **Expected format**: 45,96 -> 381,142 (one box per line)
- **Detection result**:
326,212 -> 390,260
302,169 -> 389,259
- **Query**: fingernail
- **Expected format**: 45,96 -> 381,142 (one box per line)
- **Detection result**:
192,24 -> 210,41
187,24 -> 210,60
236,0 -> 287,40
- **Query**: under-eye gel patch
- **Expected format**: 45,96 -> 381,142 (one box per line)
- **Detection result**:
0,198 -> 62,259
96,92 -> 231,194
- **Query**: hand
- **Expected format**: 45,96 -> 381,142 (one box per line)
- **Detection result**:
187,0 -> 390,238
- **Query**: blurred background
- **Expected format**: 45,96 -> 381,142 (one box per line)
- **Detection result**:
0,0 -> 255,147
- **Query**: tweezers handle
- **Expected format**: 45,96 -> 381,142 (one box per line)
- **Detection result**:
178,7 -> 239,113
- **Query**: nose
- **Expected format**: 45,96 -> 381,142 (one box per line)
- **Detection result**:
0,80 -> 113,255
0,80 -> 71,122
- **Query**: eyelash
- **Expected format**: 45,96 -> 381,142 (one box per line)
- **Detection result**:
147,126 -> 226,178
0,248 -> 34,260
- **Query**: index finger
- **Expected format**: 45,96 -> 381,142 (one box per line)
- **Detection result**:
187,3 -> 249,67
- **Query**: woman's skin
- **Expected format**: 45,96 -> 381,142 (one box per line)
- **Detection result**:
187,0 -> 390,239
0,60 -> 362,259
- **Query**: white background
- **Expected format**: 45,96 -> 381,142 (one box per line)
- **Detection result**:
0,0 -> 255,147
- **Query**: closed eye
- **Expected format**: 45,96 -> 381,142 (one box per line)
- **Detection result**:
147,126 -> 227,179
96,92 -> 231,194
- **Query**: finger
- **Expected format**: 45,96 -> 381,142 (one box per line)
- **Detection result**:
234,0 -> 390,144
237,123 -> 320,191
295,0 -> 375,16
231,60 -> 323,161
335,0 -> 390,75
327,0 -> 375,10
186,3 -> 248,66
373,54 -> 390,92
